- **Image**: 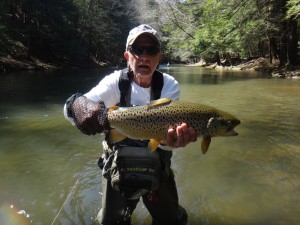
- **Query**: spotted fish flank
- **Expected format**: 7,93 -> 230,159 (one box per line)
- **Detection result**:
107,98 -> 241,154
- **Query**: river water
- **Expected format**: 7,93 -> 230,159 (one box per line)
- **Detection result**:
0,65 -> 299,225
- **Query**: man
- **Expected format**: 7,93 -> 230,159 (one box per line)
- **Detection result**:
64,24 -> 197,225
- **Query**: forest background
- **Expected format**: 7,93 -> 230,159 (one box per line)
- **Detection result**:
0,0 -> 299,72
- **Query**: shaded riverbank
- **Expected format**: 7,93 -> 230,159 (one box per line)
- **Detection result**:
0,55 -> 110,72
189,57 -> 300,79
0,39 -> 111,72
1,52 -> 299,79
0,55 -> 56,72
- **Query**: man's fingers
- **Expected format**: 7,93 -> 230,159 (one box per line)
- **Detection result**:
176,123 -> 189,147
182,123 -> 190,144
166,128 -> 176,143
189,127 -> 198,142
164,123 -> 197,148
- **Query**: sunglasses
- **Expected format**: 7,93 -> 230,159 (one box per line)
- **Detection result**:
128,45 -> 160,56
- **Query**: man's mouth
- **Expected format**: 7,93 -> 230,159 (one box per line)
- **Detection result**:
138,64 -> 150,70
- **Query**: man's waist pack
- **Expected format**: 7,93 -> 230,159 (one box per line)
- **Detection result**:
103,146 -> 162,199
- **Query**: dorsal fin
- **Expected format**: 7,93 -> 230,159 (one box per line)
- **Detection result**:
146,98 -> 172,110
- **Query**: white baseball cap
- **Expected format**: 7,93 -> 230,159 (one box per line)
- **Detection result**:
126,24 -> 160,50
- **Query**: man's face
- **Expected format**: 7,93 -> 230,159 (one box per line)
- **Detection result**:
124,34 -> 163,81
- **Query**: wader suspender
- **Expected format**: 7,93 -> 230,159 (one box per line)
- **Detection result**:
118,68 -> 164,106
102,69 -> 163,153
118,68 -> 164,223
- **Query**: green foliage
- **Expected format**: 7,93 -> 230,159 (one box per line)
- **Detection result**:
0,0 -> 136,64
185,0 -> 268,59
148,0 -> 298,65
286,0 -> 300,19
0,0 -> 298,66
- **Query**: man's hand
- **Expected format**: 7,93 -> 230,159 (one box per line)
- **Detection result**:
164,123 -> 198,148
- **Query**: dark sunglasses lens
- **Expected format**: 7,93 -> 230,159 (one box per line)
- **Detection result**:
147,47 -> 160,55
132,46 -> 144,55
129,46 -> 159,56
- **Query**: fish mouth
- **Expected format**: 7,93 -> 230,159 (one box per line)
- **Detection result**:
229,129 -> 238,136
213,128 -> 239,137
227,119 -> 240,136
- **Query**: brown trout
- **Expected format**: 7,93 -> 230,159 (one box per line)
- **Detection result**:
108,98 -> 240,154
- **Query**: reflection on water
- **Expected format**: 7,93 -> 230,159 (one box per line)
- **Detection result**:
0,66 -> 300,225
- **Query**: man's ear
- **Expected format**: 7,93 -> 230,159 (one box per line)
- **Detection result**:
124,51 -> 129,60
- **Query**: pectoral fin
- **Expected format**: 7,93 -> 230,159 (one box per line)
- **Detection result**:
148,139 -> 161,151
201,137 -> 211,154
108,129 -> 127,143
147,98 -> 172,110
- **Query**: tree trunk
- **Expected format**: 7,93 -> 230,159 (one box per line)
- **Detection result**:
215,51 -> 221,66
278,38 -> 287,66
270,37 -> 279,59
287,18 -> 299,65
258,41 -> 265,57
278,20 -> 288,66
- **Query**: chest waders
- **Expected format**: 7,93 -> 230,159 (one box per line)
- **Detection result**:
96,69 -> 187,225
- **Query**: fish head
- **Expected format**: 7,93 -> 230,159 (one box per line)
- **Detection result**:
207,114 -> 241,137
201,110 -> 240,154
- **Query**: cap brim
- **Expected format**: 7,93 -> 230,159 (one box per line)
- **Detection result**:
127,32 -> 160,49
